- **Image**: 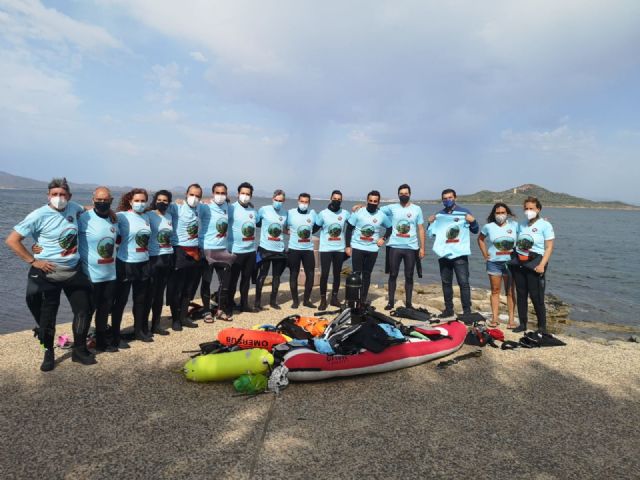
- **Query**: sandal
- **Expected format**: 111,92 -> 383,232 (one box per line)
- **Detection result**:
215,310 -> 233,322
506,323 -> 517,330
488,322 -> 500,328
203,312 -> 215,324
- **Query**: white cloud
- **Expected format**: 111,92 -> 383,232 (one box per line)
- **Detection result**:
499,125 -> 595,153
106,138 -> 141,156
147,62 -> 182,104
189,51 -> 207,63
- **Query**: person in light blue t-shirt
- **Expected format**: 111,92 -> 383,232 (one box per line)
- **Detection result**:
379,184 -> 426,310
6,177 -> 94,371
255,189 -> 289,310
478,202 -> 518,329
227,182 -> 258,312
286,193 -> 319,309
427,188 -> 479,318
78,186 -> 120,352
315,189 -> 350,310
510,197 -> 555,333
345,190 -> 392,303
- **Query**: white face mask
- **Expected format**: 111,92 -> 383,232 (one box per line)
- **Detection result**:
495,214 -> 507,224
132,201 -> 146,213
238,194 -> 251,205
525,209 -> 538,220
50,196 -> 68,210
187,195 -> 200,208
298,202 -> 308,212
213,194 -> 226,205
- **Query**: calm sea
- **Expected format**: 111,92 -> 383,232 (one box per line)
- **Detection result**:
1,189 -> 638,333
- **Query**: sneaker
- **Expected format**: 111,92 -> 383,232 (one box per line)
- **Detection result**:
181,319 -> 199,328
512,325 -> 527,333
95,343 -> 119,353
329,295 -> 341,308
303,300 -> 316,309
40,349 -> 55,372
269,302 -> 281,310
172,321 -> 183,332
134,333 -> 154,343
437,310 -> 455,319
384,303 -> 394,311
72,347 -> 97,366
318,299 -> 328,311
151,327 -> 170,336
291,301 -> 299,309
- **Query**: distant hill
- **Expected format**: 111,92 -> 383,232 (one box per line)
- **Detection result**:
419,184 -> 638,210
0,171 -> 130,192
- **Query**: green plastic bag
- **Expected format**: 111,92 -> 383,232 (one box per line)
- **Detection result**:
233,373 -> 268,395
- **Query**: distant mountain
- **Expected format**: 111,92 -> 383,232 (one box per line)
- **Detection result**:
420,184 -> 638,210
0,171 -> 130,192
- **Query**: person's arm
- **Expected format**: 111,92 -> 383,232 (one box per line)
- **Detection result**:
345,222 -> 354,248
477,233 -> 490,260
418,223 -> 426,259
466,211 -> 479,234
535,239 -> 554,274
5,231 -> 56,273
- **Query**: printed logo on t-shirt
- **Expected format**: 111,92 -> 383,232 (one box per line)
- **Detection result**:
445,225 -> 460,243
215,218 -> 228,238
360,224 -> 375,242
135,229 -> 151,252
186,220 -> 199,239
241,222 -> 255,241
516,234 -> 534,252
297,226 -> 311,243
59,227 -> 78,256
96,237 -> 115,264
328,223 -> 342,241
267,223 -> 282,241
158,228 -> 172,248
395,220 -> 411,238
493,236 -> 515,255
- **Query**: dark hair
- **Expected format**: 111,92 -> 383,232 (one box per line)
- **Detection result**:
211,182 -> 228,194
237,182 -> 254,194
367,190 -> 381,201
273,189 -> 286,199
398,184 -> 411,194
487,202 -> 515,223
298,192 -> 311,201
117,188 -> 148,212
330,189 -> 342,198
186,183 -> 202,196
152,189 -> 172,205
48,177 -> 70,193
441,188 -> 456,198
523,196 -> 542,210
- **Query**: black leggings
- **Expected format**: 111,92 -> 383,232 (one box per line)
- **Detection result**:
112,260 -> 150,340
228,251 -> 257,308
511,265 -> 547,331
146,255 -> 172,329
91,280 -> 116,347
255,248 -> 288,305
351,248 -> 378,302
204,249 -> 236,314
387,248 -> 416,306
168,248 -> 202,324
26,267 -> 92,350
320,251 -> 345,297
288,249 -> 315,303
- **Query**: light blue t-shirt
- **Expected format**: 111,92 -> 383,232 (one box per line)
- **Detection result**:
78,210 -> 118,282
316,209 -> 350,252
116,211 -> 151,263
516,218 -> 555,256
348,208 -> 392,252
13,201 -> 85,268
286,209 -> 317,251
199,202 -> 229,250
480,220 -> 518,262
380,203 -> 424,250
427,212 -> 471,259
148,211 -> 174,257
169,202 -> 199,247
257,205 -> 287,252
227,202 -> 257,254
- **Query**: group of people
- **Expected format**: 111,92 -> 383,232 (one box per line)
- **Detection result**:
6,178 -> 555,372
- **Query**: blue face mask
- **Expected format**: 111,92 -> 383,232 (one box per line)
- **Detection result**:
442,199 -> 455,209
132,201 -> 146,213
273,200 -> 282,210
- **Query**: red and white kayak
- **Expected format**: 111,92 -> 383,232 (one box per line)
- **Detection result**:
283,321 -> 467,381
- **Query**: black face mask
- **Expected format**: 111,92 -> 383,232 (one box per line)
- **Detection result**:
399,195 -> 410,205
366,203 -> 377,214
94,200 -> 112,216
155,201 -> 169,213
328,200 -> 341,212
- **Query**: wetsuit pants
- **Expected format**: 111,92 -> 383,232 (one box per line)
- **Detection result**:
511,265 -> 547,331
438,256 -> 471,314
350,248 -> 378,302
112,259 -> 150,342
288,249 -> 315,303
204,249 -> 237,314
168,248 -> 201,324
145,254 -> 172,330
25,267 -> 92,350
91,279 -> 116,348
319,251 -> 345,298
228,251 -> 256,308
388,247 -> 416,306
255,247 -> 287,306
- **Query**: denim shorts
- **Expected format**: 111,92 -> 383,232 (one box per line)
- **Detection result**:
486,260 -> 509,276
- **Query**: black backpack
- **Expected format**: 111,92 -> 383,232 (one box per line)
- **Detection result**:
329,319 -> 394,355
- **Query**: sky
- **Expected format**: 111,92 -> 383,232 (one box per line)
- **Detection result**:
1,0 -> 639,203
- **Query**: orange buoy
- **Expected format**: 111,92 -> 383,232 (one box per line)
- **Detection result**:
217,328 -> 289,351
